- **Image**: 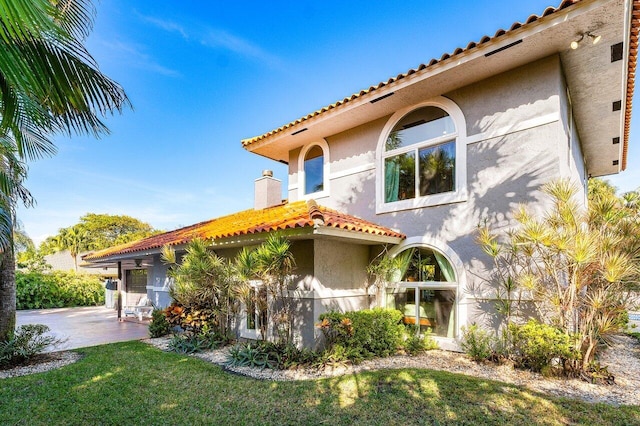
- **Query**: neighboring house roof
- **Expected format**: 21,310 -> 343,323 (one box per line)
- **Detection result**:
44,250 -> 117,275
242,0 -> 637,176
84,200 -> 405,262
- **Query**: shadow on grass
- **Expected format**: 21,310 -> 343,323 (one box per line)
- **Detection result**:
1,341 -> 638,425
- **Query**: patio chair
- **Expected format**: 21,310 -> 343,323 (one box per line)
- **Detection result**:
123,296 -> 154,321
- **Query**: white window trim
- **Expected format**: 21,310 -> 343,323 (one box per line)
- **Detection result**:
386,236 -> 467,345
239,280 -> 263,340
298,139 -> 330,200
376,96 -> 468,214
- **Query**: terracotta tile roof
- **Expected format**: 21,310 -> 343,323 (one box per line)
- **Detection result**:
84,200 -> 405,261
241,0 -> 637,171
241,0 -> 582,149
623,0 -> 640,170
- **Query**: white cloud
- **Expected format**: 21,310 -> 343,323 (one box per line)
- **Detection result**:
100,40 -> 181,77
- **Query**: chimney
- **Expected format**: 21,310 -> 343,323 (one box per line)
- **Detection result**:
254,170 -> 282,210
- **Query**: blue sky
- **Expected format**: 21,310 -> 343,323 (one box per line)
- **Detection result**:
16,0 -> 639,244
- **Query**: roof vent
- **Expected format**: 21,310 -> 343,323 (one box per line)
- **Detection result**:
611,42 -> 624,62
370,92 -> 395,104
262,169 -> 273,177
484,39 -> 522,57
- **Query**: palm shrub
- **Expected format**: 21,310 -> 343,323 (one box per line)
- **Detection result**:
233,235 -> 296,345
162,239 -> 239,337
477,179 -> 637,373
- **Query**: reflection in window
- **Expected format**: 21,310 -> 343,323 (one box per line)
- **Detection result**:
304,145 -> 324,194
383,106 -> 456,203
419,141 -> 455,196
385,247 -> 456,338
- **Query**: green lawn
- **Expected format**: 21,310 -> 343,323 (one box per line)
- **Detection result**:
1,341 -> 638,425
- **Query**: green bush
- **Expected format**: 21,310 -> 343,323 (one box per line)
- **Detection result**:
149,309 -> 171,338
318,308 -> 405,361
509,320 -> 579,374
0,324 -> 63,367
16,271 -> 104,309
403,326 -> 438,355
460,324 -> 495,362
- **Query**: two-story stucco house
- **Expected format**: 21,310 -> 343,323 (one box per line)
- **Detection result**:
85,0 -> 637,349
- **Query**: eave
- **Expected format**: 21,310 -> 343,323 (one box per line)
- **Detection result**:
243,0 -> 636,177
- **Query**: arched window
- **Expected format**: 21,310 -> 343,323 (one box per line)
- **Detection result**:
376,97 -> 467,213
304,145 -> 324,194
298,140 -> 329,199
386,246 -> 457,338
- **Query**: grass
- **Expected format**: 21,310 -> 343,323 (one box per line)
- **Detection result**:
0,341 -> 638,425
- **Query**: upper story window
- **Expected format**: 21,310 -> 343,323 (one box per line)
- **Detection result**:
298,140 -> 330,199
376,97 -> 467,213
304,145 -> 324,194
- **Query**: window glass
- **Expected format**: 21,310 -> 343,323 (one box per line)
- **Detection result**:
419,141 -> 455,196
382,106 -> 456,204
304,145 -> 324,194
386,247 -> 456,338
385,107 -> 454,151
384,152 -> 415,202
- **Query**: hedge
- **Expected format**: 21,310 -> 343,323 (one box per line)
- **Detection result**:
16,271 -> 105,309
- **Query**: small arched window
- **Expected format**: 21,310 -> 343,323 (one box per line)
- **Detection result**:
303,145 -> 324,195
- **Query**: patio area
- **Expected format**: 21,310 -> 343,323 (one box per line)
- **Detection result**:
16,306 -> 150,351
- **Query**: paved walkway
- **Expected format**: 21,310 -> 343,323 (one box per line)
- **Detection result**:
16,306 -> 150,352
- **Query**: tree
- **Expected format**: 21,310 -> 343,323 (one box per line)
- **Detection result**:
56,226 -> 91,271
477,180 -> 636,372
39,213 -> 157,255
76,213 -> 156,250
0,0 -> 130,341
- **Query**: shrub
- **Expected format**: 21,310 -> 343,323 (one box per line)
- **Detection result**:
227,342 -> 279,369
164,303 -> 216,332
0,324 -> 63,367
149,309 -> 171,338
16,271 -> 104,309
317,308 -> 405,361
403,326 -> 438,355
509,320 -> 579,374
167,327 -> 225,354
460,324 -> 495,362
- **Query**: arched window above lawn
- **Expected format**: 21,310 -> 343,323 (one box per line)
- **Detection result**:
386,246 -> 457,338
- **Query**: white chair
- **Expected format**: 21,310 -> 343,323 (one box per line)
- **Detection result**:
123,296 -> 154,320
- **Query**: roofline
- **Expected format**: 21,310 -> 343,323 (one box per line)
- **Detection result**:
241,0 -> 584,149
242,0 -> 636,171
86,226 -> 405,263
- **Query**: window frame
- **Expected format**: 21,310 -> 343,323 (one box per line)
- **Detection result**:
298,139 -> 330,200
239,280 -> 266,340
384,237 -> 468,343
376,97 -> 467,214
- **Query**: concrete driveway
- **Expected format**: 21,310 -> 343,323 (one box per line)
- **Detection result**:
16,306 -> 150,351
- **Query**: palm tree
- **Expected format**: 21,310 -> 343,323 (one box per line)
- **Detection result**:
0,0 -> 130,341
58,226 -> 91,271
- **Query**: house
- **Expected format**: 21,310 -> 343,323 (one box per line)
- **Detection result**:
44,250 -> 117,278
84,0 -> 637,350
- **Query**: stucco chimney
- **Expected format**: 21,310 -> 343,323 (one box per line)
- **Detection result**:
254,170 -> 282,210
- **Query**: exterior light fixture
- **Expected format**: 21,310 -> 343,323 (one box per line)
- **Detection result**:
134,259 -> 143,267
570,32 -> 601,49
